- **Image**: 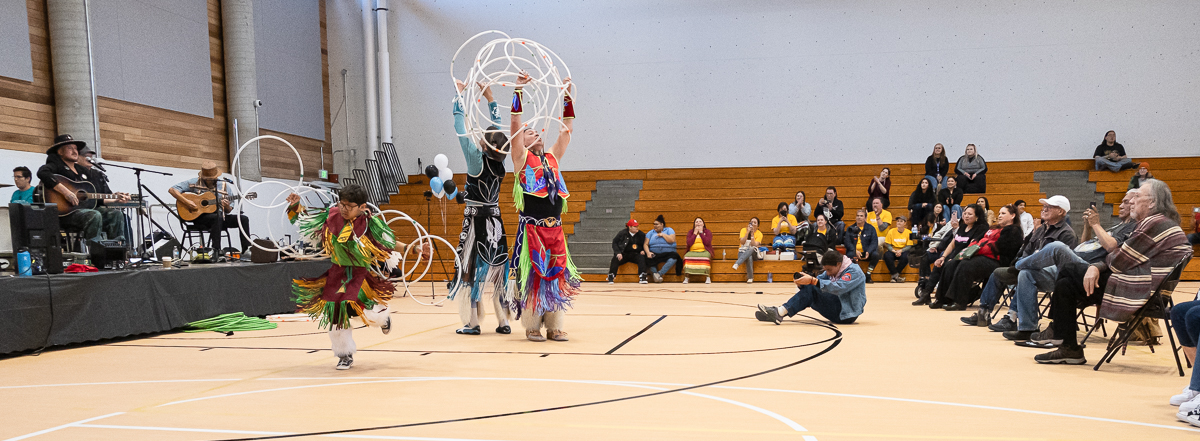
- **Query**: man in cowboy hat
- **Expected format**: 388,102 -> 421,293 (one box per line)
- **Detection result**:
36,134 -> 129,242
168,161 -> 252,256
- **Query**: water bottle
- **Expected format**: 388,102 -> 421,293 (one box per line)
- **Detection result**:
767,272 -> 773,283
722,249 -> 726,260
17,248 -> 32,277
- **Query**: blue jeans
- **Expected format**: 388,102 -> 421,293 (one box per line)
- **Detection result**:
1010,253 -> 1060,331
942,204 -> 962,223
1015,242 -> 1087,271
1170,300 -> 1200,391
924,174 -> 948,191
979,267 -> 1018,310
783,285 -> 856,324
1095,156 -> 1132,172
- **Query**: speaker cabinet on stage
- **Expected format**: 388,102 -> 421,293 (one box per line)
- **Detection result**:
8,202 -> 63,274
87,239 -> 128,270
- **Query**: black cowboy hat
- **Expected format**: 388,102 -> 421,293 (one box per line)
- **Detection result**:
48,134 -> 87,155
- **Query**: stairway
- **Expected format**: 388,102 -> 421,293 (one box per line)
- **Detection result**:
565,180 -> 644,274
1032,170 -> 1116,236
337,142 -> 408,204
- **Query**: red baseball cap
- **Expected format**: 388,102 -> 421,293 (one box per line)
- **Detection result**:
626,219 -> 638,227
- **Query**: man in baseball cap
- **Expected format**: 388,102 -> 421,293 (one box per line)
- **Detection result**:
607,219 -> 649,284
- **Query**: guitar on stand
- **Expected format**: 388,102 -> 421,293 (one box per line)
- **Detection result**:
176,191 -> 257,222
40,174 -> 140,216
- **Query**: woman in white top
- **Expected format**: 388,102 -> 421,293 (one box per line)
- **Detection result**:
788,190 -> 811,221
1014,199 -> 1034,237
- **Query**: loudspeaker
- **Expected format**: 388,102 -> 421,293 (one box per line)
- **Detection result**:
87,239 -> 128,270
250,238 -> 278,263
8,202 -> 62,274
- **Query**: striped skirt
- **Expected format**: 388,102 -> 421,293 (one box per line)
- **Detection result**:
683,251 -> 711,275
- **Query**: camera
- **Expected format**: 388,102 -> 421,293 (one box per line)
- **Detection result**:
254,99 -> 264,107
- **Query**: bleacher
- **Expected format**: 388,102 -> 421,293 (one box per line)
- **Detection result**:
378,158 -> 1200,284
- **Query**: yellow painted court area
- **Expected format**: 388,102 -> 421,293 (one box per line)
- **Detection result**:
2,281 -> 1199,440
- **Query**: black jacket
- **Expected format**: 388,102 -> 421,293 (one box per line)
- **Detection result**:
816,198 -> 845,223
925,155 -> 950,178
612,230 -> 646,254
991,224 -> 1026,267
937,187 -> 963,207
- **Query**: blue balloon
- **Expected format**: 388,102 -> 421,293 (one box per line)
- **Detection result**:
430,177 -> 443,195
448,189 -> 458,200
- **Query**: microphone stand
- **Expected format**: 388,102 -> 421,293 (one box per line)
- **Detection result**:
99,162 -> 173,263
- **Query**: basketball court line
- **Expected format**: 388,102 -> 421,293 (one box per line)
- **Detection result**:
604,314 -> 667,354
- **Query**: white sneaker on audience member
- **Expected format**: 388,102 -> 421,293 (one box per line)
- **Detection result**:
705,277 -> 711,284
732,263 -> 739,270
1171,386 -> 1200,406
1178,393 -> 1200,426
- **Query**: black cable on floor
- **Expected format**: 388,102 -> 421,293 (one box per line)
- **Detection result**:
29,272 -> 55,356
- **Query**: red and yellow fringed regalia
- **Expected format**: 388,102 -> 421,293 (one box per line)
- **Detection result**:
509,151 -> 581,318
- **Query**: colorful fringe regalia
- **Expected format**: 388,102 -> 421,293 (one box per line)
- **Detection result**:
451,96 -> 510,305
509,151 -> 581,318
288,203 -> 397,330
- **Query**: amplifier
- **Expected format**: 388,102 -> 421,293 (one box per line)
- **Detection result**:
87,239 -> 128,270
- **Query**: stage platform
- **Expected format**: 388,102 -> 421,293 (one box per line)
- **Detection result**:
0,260 -> 330,355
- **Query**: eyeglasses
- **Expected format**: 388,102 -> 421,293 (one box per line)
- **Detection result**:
338,200 -> 361,211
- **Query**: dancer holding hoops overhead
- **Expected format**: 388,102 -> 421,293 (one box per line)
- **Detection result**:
508,71 -> 580,342
450,79 -> 513,336
285,186 -> 431,370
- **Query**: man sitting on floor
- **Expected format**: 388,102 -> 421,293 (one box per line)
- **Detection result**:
607,219 -> 649,284
1034,179 -> 1191,364
755,249 -> 866,325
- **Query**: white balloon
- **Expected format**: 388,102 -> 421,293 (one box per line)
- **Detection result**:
439,167 -> 453,182
435,189 -> 446,198
434,154 -> 448,168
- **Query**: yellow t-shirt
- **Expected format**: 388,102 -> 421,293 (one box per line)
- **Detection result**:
739,228 -> 764,248
689,235 -> 707,253
866,210 -> 893,234
772,214 -> 798,235
885,228 -> 915,250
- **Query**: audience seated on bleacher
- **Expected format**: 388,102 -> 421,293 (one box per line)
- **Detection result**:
788,190 -> 811,221
683,217 -> 713,284
1128,162 -> 1153,190
1093,130 -> 1134,172
1014,199 -> 1034,238
815,186 -> 846,233
866,197 -> 892,247
912,213 -> 957,305
607,219 -> 649,284
925,143 -> 950,191
755,249 -> 866,326
954,144 -> 988,193
937,176 -> 964,222
804,213 -> 838,255
931,204 -> 948,230
732,217 -> 764,283
881,216 -> 916,283
938,204 -> 1023,311
844,208 -> 881,283
1191,209 -> 1199,245
1034,180 -> 1189,366
907,177 -> 937,229
644,215 -> 681,283
10,166 -> 34,204
976,196 -> 997,225
992,190 -> 1137,339
772,202 -> 800,251
921,204 -> 989,309
867,167 -> 892,209
977,196 -> 1078,337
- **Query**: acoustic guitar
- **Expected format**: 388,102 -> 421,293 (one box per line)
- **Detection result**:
40,174 -> 137,217
177,191 -> 257,221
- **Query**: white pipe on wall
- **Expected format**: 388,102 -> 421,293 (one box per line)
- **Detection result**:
375,0 -> 392,148
361,0 -> 379,159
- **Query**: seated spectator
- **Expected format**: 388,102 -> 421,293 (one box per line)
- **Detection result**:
937,176 -> 964,222
908,177 -> 937,228
931,203 -> 948,230
803,213 -> 838,255
1191,207 -> 1199,245
1014,199 -> 1034,238
882,216 -> 916,283
788,190 -> 811,221
1034,179 -> 1190,365
607,219 -> 648,284
732,217 -> 764,283
771,202 -> 800,251
867,167 -> 892,209
1170,300 -> 1200,426
917,205 -> 988,308
644,215 -> 681,283
976,195 -> 1079,336
1128,162 -> 1152,190
925,143 -> 950,191
938,204 -> 1023,311
844,208 -> 880,283
10,166 -> 34,204
754,249 -> 866,325
976,196 -> 997,225
1093,130 -> 1133,172
683,217 -> 713,284
913,212 -> 957,305
815,186 -> 846,234
866,197 -> 892,247
954,144 -> 988,193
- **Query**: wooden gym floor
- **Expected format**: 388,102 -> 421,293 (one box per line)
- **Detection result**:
3,281 -> 1200,441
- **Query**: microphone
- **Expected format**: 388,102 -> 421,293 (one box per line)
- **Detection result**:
91,161 -> 108,172
220,177 -> 235,184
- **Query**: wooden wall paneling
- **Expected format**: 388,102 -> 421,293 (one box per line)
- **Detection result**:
0,0 -> 55,155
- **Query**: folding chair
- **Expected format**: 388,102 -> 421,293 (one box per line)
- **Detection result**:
1091,252 -> 1193,376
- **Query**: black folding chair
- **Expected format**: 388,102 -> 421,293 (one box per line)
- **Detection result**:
1091,252 -> 1193,376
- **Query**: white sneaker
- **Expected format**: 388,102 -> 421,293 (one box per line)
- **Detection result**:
705,277 -> 711,284
1171,386 -> 1200,406
682,277 -> 688,284
747,279 -> 753,283
1179,394 -> 1200,425
732,264 -> 739,270
335,355 -> 353,370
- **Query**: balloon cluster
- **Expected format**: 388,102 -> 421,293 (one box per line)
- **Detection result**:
424,153 -> 459,202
